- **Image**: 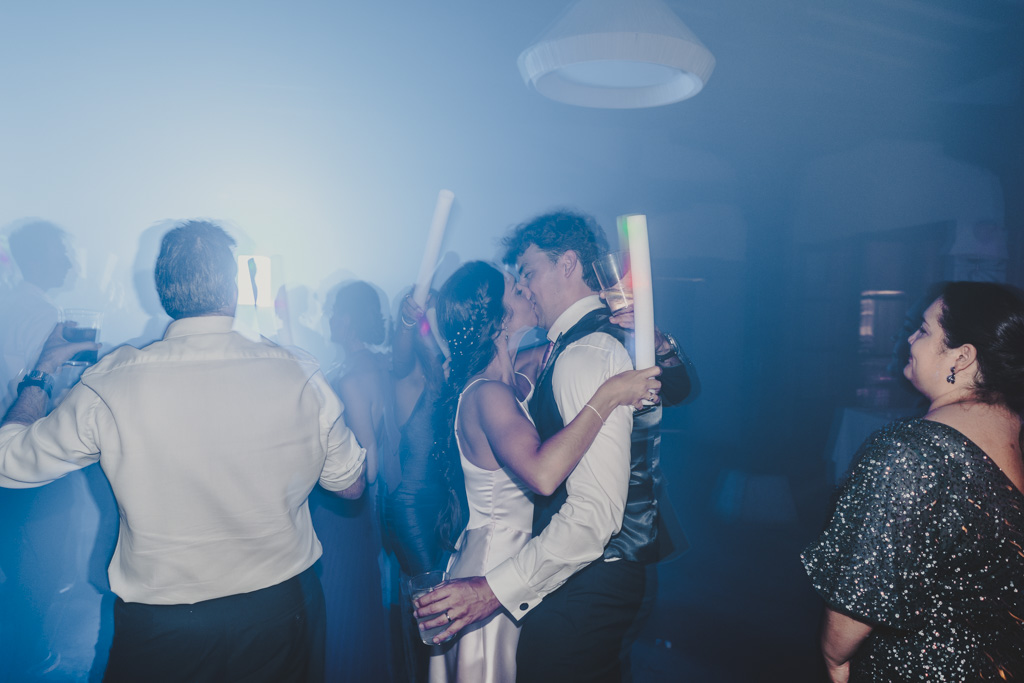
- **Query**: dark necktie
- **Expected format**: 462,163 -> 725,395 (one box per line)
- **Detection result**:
541,340 -> 555,370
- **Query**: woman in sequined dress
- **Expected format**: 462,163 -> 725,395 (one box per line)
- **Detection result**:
803,281 -> 1024,682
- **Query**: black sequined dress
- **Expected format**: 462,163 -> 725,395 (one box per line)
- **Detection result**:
802,418 -> 1024,681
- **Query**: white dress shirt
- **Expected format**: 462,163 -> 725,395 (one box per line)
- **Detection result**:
0,315 -> 365,605
487,295 -> 634,620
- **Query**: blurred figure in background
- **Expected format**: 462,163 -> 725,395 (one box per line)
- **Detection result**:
382,290 -> 449,682
327,280 -> 399,490
386,291 -> 449,575
124,221 -> 173,349
283,285 -> 333,367
312,279 -> 396,681
0,220 -> 82,677
0,221 -> 72,410
803,281 -> 1024,681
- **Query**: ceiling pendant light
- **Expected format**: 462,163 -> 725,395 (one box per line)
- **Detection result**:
518,0 -> 716,109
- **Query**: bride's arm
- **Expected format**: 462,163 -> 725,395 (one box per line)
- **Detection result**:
475,367 -> 660,496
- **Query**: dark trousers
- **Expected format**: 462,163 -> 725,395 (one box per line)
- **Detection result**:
104,566 -> 326,683
516,559 -> 646,683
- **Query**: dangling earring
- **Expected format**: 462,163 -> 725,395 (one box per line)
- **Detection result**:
946,366 -> 956,384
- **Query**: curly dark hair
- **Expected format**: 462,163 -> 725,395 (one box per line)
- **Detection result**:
431,261 -> 508,550
501,210 -> 609,292
333,280 -> 387,346
936,281 -> 1024,416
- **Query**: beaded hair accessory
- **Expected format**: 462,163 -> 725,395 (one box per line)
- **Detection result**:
447,322 -> 478,359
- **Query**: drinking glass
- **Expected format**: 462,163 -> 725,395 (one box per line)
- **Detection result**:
60,309 -> 101,365
407,570 -> 452,645
593,252 -> 633,314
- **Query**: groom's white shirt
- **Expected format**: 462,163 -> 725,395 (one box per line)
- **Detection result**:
486,295 -> 634,620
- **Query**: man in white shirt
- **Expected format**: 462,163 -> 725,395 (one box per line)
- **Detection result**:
0,221 -> 366,683
416,211 -> 691,682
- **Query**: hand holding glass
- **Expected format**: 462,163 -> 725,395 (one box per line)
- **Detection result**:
593,253 -> 633,314
60,309 -> 101,365
407,570 -> 453,645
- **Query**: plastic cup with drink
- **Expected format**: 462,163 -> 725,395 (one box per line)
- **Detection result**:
407,570 -> 454,645
593,252 -> 633,314
59,309 -> 102,366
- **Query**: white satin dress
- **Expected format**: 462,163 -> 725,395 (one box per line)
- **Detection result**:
429,378 -> 535,683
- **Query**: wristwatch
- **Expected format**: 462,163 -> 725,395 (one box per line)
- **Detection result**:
656,333 -> 681,363
18,370 -> 54,398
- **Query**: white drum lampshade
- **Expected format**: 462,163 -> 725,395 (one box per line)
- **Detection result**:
518,0 -> 716,109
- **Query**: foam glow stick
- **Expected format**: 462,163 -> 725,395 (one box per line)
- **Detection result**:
620,214 -> 656,369
413,189 -> 455,307
426,308 -> 450,360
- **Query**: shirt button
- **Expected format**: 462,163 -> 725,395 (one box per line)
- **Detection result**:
519,603 -> 529,611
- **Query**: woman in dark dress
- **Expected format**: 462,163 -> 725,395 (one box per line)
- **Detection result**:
381,292 -> 448,683
803,281 -> 1024,682
312,280 -> 395,681
384,292 -> 448,579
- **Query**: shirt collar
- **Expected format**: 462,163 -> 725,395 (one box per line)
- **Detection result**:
547,295 -> 604,343
163,315 -> 236,339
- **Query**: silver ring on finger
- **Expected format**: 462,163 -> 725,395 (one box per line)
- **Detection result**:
445,610 -> 452,624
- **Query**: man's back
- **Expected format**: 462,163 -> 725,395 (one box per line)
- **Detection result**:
0,221 -> 366,682
4,315 -> 365,605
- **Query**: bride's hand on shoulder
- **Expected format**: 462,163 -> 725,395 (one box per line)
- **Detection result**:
601,366 -> 661,411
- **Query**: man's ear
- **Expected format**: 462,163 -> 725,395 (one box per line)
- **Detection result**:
559,250 -> 580,279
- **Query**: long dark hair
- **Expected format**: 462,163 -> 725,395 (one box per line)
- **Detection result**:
937,281 -> 1024,416
431,261 -> 507,549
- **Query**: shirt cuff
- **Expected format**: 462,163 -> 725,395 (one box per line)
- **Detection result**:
486,558 -> 543,621
318,445 -> 366,492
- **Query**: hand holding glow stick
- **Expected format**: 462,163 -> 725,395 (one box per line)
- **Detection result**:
620,214 -> 656,370
413,190 -> 455,308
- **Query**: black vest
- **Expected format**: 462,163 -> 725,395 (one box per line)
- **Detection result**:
529,308 -> 687,564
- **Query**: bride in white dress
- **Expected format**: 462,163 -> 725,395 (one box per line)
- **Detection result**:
426,262 -> 659,683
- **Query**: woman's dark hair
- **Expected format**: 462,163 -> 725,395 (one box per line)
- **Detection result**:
333,280 -> 387,346
431,261 -> 507,549
155,221 -> 237,319
937,281 -> 1024,416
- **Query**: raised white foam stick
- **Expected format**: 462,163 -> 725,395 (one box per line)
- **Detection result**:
623,214 -> 656,369
413,189 -> 455,307
426,308 -> 450,360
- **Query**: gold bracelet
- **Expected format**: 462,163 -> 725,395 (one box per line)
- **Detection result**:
583,403 -> 605,425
